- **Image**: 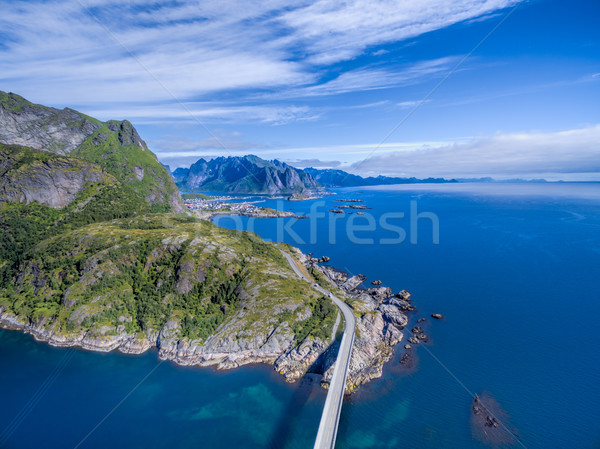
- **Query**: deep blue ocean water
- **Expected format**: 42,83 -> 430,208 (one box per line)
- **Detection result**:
2,183 -> 600,449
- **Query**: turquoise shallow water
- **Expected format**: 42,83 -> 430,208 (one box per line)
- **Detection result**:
2,183 -> 600,448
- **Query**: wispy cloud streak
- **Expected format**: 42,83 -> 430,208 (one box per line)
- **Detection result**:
0,0 -> 520,119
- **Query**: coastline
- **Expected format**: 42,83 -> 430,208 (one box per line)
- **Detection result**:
3,184 -> 599,448
0,245 -> 414,392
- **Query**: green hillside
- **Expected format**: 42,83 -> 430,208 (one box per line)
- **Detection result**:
0,92 -> 334,354
0,214 -> 333,343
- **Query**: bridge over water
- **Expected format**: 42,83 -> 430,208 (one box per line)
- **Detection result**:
279,250 -> 356,449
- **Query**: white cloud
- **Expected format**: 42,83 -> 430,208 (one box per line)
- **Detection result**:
151,135 -> 269,153
348,124 -> 600,180
396,100 -> 430,109
346,101 -> 391,110
279,0 -> 520,64
154,126 -> 600,180
83,102 -> 319,125
0,0 -> 520,118
286,159 -> 342,168
278,57 -> 459,98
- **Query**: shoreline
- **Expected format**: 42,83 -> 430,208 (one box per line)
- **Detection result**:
0,243 -> 416,392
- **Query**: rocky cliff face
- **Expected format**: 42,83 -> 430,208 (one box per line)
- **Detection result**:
176,155 -> 320,194
0,91 -> 184,212
0,144 -> 115,208
295,253 -> 412,390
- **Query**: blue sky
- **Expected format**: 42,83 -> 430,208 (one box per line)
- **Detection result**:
1,0 -> 599,180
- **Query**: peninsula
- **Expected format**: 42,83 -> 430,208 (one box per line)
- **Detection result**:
0,91 -> 414,391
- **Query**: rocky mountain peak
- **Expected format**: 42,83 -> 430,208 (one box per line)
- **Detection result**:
106,120 -> 146,149
176,155 -> 321,194
0,91 -> 102,155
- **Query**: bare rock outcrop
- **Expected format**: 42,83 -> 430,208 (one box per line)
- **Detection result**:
307,260 -> 413,391
0,147 -> 113,208
379,304 -> 409,329
320,266 -> 349,284
367,286 -> 393,304
341,274 -> 367,291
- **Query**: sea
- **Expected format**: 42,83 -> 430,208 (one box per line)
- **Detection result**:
1,183 -> 599,449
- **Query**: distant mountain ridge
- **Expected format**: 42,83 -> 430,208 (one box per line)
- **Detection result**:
174,155 -> 320,193
302,168 -> 455,186
172,155 -> 457,193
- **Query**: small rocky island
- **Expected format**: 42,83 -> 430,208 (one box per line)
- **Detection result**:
337,204 -> 369,209
287,192 -> 323,201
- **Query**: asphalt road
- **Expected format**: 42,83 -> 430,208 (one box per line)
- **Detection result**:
279,250 -> 356,449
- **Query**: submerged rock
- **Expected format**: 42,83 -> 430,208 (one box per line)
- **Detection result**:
471,392 -> 518,446
417,333 -> 429,342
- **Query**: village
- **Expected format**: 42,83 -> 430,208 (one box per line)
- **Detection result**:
183,196 -> 260,214
183,195 -> 295,219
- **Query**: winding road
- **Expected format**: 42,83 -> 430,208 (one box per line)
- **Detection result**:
279,250 -> 356,449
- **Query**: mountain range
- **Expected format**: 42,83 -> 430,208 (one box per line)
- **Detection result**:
171,156 -> 455,193
173,155 -> 320,193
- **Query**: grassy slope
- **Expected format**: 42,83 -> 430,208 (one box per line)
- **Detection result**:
0,146 -> 335,344
71,122 -> 179,212
0,143 -> 168,277
0,214 -> 335,343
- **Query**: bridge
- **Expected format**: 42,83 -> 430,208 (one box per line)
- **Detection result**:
280,250 -> 356,449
